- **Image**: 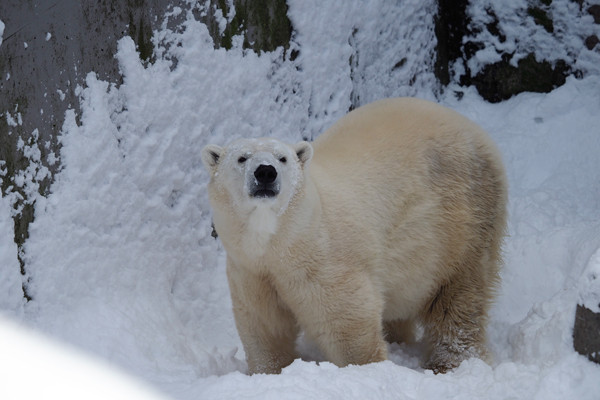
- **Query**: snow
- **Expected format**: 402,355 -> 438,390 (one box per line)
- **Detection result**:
0,318 -> 167,400
0,19 -> 4,47
1,1 -> 599,399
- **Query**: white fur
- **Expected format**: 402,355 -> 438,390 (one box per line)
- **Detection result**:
244,204 -> 278,259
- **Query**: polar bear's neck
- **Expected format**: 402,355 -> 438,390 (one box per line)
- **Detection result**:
242,204 -> 279,259
247,204 -> 278,235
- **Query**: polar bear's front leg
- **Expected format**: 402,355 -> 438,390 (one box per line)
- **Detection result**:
281,270 -> 388,368
226,264 -> 299,374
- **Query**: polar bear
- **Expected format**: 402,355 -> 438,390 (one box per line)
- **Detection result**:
201,97 -> 507,375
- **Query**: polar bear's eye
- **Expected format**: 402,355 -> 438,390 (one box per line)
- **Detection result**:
238,156 -> 247,164
279,157 -> 287,163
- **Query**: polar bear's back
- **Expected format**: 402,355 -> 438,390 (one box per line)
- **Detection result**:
308,98 -> 507,320
312,97 -> 500,171
310,97 -> 505,203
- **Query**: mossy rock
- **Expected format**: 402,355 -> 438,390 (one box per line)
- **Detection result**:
207,0 -> 293,54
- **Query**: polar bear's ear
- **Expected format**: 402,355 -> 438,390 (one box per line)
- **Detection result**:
201,144 -> 223,172
294,141 -> 313,166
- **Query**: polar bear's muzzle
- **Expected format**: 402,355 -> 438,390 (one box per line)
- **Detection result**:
250,164 -> 280,198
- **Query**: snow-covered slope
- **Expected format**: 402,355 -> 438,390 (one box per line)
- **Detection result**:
1,1 -> 599,398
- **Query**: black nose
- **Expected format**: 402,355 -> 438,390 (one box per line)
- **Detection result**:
254,164 -> 277,184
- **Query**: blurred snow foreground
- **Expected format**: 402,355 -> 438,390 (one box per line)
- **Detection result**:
1,1 -> 600,399
0,318 -> 168,400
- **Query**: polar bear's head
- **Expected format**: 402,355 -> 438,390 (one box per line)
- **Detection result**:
201,138 -> 313,228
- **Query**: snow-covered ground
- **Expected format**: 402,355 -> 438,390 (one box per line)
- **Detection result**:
1,1 -> 600,398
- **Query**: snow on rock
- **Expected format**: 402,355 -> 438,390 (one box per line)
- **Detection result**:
0,20 -> 4,47
466,0 -> 600,75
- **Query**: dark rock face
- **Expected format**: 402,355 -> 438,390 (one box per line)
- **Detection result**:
434,0 -> 469,86
468,54 -> 570,103
573,304 -> 600,364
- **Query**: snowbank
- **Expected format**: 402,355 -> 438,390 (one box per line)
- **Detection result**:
1,1 -> 599,398
0,318 -> 167,400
